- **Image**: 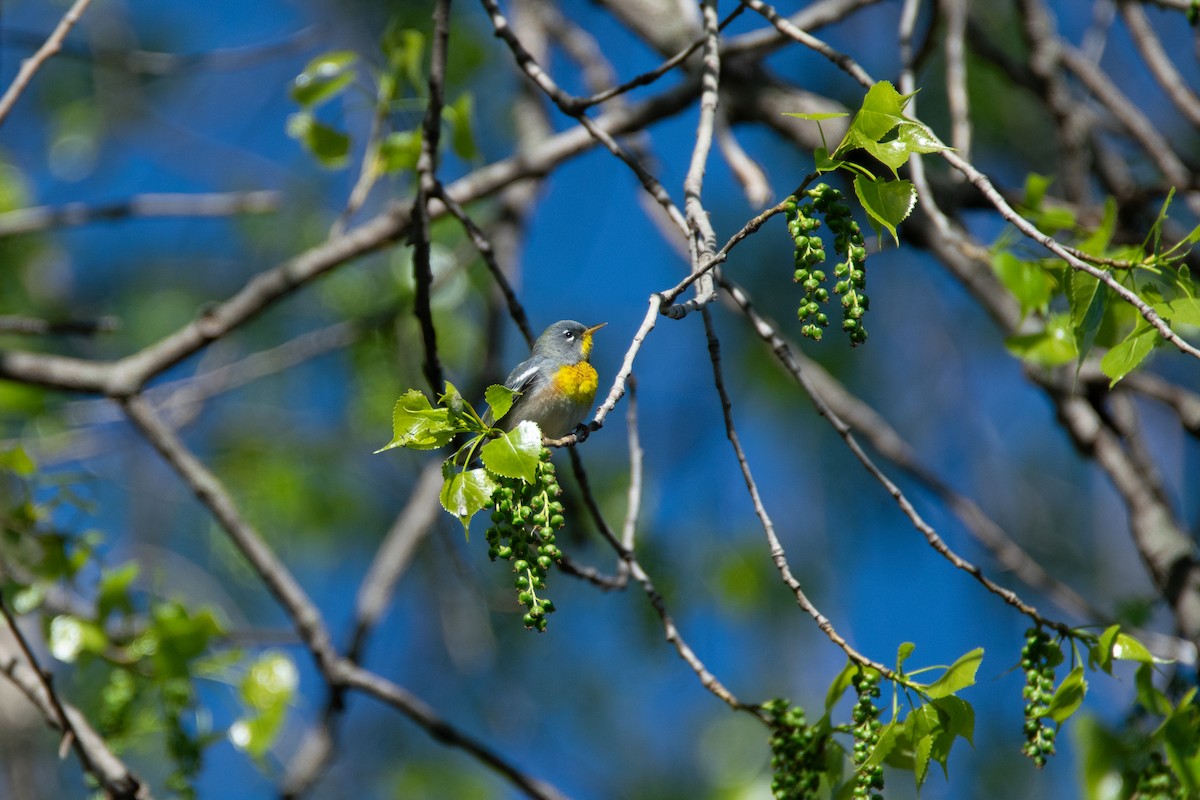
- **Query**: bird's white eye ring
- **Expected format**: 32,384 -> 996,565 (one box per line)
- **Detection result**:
563,330 -> 574,340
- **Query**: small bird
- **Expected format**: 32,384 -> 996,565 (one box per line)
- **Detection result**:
492,320 -> 606,439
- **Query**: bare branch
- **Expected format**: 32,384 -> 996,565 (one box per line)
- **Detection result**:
0,191 -> 280,237
0,0 -> 96,127
700,307 -> 894,675
0,616 -> 148,798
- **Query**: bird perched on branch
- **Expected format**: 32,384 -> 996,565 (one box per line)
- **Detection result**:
491,320 -> 606,439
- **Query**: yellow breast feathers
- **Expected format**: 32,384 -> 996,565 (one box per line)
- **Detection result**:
553,361 -> 599,404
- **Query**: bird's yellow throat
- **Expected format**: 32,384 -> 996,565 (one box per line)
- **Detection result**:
553,361 -> 599,403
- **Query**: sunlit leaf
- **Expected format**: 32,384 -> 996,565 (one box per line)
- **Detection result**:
921,647 -> 983,699
1100,320 -> 1158,386
286,112 -> 351,168
994,251 -> 1056,314
375,390 -> 456,452
290,51 -> 358,108
480,421 -> 542,483
1005,315 -> 1079,368
484,384 -> 520,425
1045,666 -> 1087,723
439,467 -> 497,537
97,562 -> 139,623
853,174 -> 915,245
378,130 -> 421,173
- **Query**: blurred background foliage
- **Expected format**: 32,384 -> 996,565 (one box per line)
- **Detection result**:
0,0 -> 1197,798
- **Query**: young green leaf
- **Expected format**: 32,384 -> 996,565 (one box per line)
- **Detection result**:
906,703 -> 940,787
853,174 -> 916,245
994,251 -> 1056,314
445,93 -> 478,161
286,113 -> 351,168
97,562 -> 139,624
480,421 -> 542,483
1135,662 -> 1172,716
897,641 -> 917,673
440,467 -> 498,536
824,661 -> 859,714
1068,270 -> 1106,362
921,647 -> 983,699
1155,297 -> 1200,328
230,651 -> 298,759
375,390 -> 457,452
1005,314 -> 1079,368
377,130 -> 422,174
1100,320 -> 1158,386
484,384 -> 520,425
290,51 -> 358,108
1045,666 -> 1087,723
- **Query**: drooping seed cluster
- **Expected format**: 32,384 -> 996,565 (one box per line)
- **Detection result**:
763,699 -> 827,799
1020,627 -> 1058,767
850,671 -> 884,800
485,448 -> 564,631
784,184 -> 869,345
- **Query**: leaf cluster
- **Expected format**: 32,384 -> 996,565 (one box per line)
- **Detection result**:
999,181 -> 1200,383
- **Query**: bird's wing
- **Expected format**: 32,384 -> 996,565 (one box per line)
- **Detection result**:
503,358 -> 541,394
482,357 -> 541,427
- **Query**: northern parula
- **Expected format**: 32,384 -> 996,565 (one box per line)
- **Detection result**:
491,320 -> 606,439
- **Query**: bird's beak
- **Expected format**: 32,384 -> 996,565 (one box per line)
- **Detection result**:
585,322 -> 607,336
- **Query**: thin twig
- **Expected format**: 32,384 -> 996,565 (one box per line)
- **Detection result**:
0,191 -> 280,237
478,0 -> 689,238
120,395 -> 341,672
0,0 -> 96,127
410,0 -> 453,396
0,315 -> 119,336
680,0 -> 722,309
1119,0 -> 1200,129
719,278 -> 1072,636
700,306 -> 894,675
0,593 -> 98,791
429,183 -> 535,347
941,0 -> 971,160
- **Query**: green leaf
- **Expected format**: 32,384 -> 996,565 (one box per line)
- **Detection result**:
848,80 -> 909,143
1023,173 -> 1053,211
1045,665 -> 1087,723
1068,270 -> 1106,362
1135,662 -> 1170,716
893,121 -> 948,155
377,130 -> 421,174
375,390 -> 456,453
382,25 -> 425,91
1100,320 -> 1158,386
906,703 -> 939,786
444,93 -> 478,161
439,467 -> 497,536
824,661 -> 859,714
853,174 -> 915,245
0,446 -> 36,477
480,421 -> 542,483
1111,632 -> 1159,664
1155,296 -> 1200,327
994,251 -> 1055,313
48,614 -> 108,662
97,562 -> 139,624
230,651 -> 297,759
921,647 -> 983,699
1093,624 -> 1121,674
286,113 -> 351,168
932,695 -> 975,748
1005,314 -> 1079,368
290,51 -> 358,108
814,147 -> 844,173
862,720 -> 901,771
484,384 -> 520,425
896,641 -> 916,673
1163,701 -> 1200,792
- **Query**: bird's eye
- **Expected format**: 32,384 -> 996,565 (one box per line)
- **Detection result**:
563,330 -> 574,340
